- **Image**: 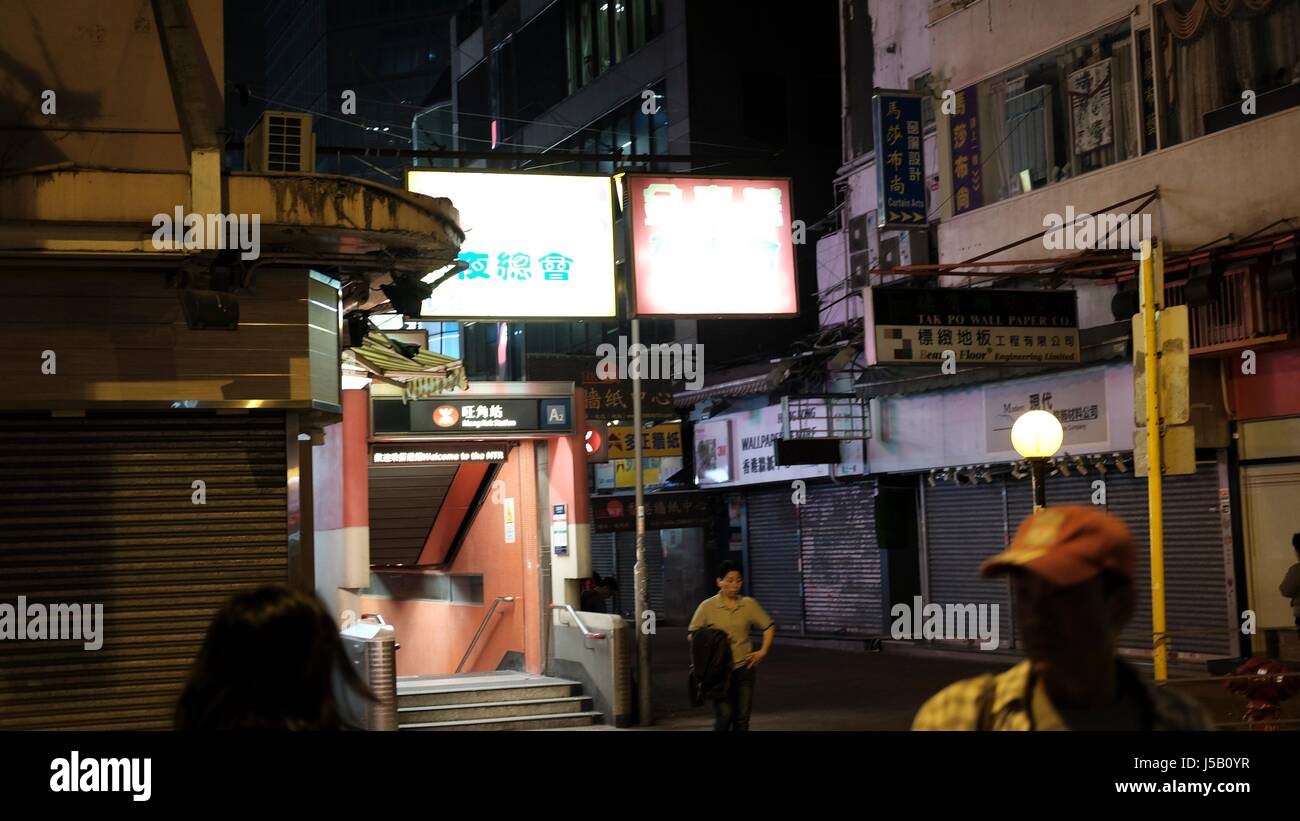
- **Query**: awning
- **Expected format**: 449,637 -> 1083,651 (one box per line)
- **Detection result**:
344,325 -> 467,401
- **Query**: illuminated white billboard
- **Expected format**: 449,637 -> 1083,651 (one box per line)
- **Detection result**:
406,170 -> 616,319
627,175 -> 799,317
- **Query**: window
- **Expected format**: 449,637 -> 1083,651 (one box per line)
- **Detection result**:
566,0 -> 665,91
951,18 -> 1139,212
1157,0 -> 1300,145
911,72 -> 936,130
365,572 -> 485,604
549,80 -> 668,171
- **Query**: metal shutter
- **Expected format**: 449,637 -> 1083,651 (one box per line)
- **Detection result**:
588,527 -> 616,614
921,480 -> 1013,644
745,486 -> 802,634
799,482 -> 882,635
1106,466 -> 1231,656
608,530 -> 664,620
0,413 -> 290,730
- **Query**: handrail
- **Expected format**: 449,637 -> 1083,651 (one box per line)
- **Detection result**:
549,603 -> 607,639
455,596 -> 514,673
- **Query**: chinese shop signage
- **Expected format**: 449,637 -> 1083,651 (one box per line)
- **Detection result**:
626,175 -> 799,317
983,369 -> 1110,455
526,354 -> 676,420
592,492 -> 715,533
693,405 -> 830,488
863,287 -> 1080,367
949,86 -> 983,215
405,170 -> 616,319
372,396 -> 573,436
607,423 -> 682,459
871,92 -> 927,229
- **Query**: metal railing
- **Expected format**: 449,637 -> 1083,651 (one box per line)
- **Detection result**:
455,595 -> 514,673
549,603 -> 607,639
1165,262 -> 1299,354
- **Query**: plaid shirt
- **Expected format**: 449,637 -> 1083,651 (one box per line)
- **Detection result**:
912,659 -> 1214,731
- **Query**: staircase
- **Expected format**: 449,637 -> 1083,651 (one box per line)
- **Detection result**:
397,672 -> 603,730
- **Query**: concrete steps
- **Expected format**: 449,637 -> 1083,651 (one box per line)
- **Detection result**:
396,672 -> 602,731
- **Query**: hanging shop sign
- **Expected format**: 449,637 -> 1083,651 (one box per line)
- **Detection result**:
871,92 -> 927,230
594,456 -> 684,491
592,492 -> 715,533
405,170 -> 616,319
864,287 -> 1080,367
693,405 -> 832,488
626,174 -> 799,317
607,422 -> 683,459
949,86 -> 983,215
526,353 -> 676,420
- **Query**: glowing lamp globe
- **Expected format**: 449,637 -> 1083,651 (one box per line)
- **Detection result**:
1011,410 -> 1064,460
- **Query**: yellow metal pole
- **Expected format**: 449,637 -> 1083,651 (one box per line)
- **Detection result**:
1141,239 -> 1168,681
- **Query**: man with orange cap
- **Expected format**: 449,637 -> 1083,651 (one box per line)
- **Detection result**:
912,506 -> 1213,730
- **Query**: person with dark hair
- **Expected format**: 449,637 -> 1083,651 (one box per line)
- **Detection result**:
687,560 -> 775,731
913,506 -> 1213,731
580,573 -> 618,613
1280,533 -> 1300,639
176,584 -> 374,730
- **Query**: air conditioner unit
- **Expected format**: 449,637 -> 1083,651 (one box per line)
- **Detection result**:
877,228 -> 930,273
245,110 -> 316,173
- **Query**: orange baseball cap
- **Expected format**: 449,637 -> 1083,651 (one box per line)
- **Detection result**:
979,505 -> 1135,586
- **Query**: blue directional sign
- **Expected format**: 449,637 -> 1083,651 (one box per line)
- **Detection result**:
872,92 -> 928,231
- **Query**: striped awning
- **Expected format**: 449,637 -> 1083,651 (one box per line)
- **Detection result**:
344,326 -> 468,401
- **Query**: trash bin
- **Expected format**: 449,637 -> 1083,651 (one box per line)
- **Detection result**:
338,617 -> 398,731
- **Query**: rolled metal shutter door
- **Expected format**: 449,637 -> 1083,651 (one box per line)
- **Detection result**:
0,413 -> 290,730
588,516 -> 616,614
799,481 -> 882,635
611,529 -> 664,619
1106,465 -> 1231,656
922,480 -> 1013,644
745,486 -> 802,634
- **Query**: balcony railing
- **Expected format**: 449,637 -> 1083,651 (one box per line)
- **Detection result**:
1164,261 -> 1299,355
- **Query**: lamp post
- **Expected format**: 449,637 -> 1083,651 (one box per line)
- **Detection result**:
1011,410 -> 1064,512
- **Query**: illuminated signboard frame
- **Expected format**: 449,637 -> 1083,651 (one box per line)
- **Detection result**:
404,167 -> 619,321
624,173 -> 801,319
368,380 -> 576,440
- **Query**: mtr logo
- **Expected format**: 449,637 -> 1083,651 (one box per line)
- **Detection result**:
433,405 -> 460,428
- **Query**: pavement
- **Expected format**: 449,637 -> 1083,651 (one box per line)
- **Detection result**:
597,627 -> 1300,731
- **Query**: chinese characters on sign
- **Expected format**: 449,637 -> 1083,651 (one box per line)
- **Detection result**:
592,493 -> 714,533
627,175 -> 799,316
872,93 -> 927,229
525,354 -> 676,420
983,370 -> 1110,454
456,251 -> 574,282
372,394 -> 574,435
405,170 -> 616,318
606,423 -> 682,459
949,86 -> 983,215
863,287 -> 1081,366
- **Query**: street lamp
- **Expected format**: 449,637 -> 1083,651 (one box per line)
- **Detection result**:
1011,410 -> 1064,512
